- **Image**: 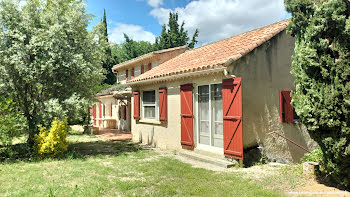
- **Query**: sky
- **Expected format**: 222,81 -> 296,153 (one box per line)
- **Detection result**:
85,0 -> 291,46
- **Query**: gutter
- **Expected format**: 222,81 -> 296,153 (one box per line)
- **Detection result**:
127,67 -> 227,86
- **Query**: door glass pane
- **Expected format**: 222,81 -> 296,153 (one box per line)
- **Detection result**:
198,85 -> 210,145
211,84 -> 223,148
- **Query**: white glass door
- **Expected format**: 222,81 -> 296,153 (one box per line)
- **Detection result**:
197,84 -> 223,148
211,84 -> 223,148
198,85 -> 210,145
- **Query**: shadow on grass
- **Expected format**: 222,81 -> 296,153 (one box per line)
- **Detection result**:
68,140 -> 143,159
1,134 -> 145,164
314,172 -> 350,191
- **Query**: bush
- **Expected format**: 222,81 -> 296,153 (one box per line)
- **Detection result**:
301,148 -> 323,166
34,118 -> 69,158
0,97 -> 27,147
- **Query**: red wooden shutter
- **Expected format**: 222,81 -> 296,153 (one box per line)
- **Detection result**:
123,105 -> 126,120
280,90 -> 294,123
180,84 -> 194,149
222,78 -> 243,160
99,103 -> 102,126
159,87 -> 167,123
93,105 -> 96,126
131,68 -> 135,80
141,65 -> 144,74
126,69 -> 129,82
133,91 -> 140,120
148,63 -> 152,71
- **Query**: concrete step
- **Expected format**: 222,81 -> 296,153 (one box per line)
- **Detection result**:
178,150 -> 238,168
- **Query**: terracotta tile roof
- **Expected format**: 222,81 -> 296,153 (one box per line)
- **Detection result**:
130,19 -> 290,83
112,45 -> 188,71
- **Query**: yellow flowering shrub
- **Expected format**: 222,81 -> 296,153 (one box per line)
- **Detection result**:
34,118 -> 69,158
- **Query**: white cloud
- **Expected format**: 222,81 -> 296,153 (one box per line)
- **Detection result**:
147,0 -> 163,8
109,23 -> 156,44
150,0 -> 287,45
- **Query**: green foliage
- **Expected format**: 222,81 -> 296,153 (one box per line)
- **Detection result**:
0,97 -> 27,147
155,12 -> 199,50
109,12 -> 200,65
0,0 -> 104,144
285,0 -> 350,187
111,34 -> 155,63
301,148 -> 324,165
34,118 -> 69,158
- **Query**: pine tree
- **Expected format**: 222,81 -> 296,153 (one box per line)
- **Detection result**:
285,0 -> 350,188
111,34 -> 155,63
156,12 -> 199,50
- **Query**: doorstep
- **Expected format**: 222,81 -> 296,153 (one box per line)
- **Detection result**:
177,149 -> 238,168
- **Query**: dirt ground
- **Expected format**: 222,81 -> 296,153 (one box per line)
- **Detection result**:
156,149 -> 350,196
70,125 -> 132,141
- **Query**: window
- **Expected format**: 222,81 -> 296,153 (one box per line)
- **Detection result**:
197,84 -> 223,148
142,90 -> 157,119
280,90 -> 299,123
141,65 -> 144,74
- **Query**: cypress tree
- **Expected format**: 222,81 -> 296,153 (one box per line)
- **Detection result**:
99,9 -> 116,85
285,0 -> 350,187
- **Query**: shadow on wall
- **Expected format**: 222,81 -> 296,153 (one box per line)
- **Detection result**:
233,32 -> 318,163
253,103 -> 315,163
137,126 -> 157,147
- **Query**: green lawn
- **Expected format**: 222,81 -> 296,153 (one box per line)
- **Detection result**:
0,132 -> 284,197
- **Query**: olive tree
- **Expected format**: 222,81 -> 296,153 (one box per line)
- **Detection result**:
0,0 -> 104,145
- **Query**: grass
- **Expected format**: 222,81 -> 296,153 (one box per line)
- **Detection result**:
0,131 -> 285,197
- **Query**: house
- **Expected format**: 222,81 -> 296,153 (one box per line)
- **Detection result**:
91,46 -> 188,132
127,19 -> 317,163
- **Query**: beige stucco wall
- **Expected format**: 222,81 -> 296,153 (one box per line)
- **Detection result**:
131,31 -> 317,163
158,47 -> 188,64
116,61 -> 158,84
131,73 -> 224,150
116,47 -> 187,84
227,31 -> 317,163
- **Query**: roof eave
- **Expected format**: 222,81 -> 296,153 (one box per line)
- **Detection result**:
112,54 -> 157,72
127,67 -> 227,86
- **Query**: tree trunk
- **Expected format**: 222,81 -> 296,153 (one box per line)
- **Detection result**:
26,119 -> 37,147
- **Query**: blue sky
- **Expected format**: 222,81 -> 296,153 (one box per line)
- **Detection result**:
85,0 -> 290,45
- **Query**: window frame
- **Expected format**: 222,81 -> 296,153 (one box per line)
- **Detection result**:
141,89 -> 158,120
